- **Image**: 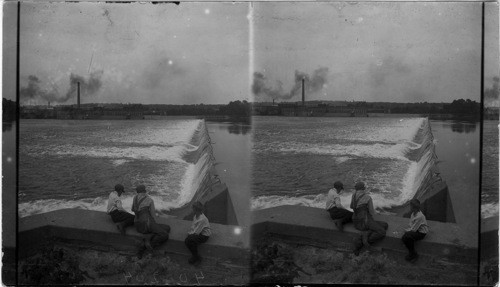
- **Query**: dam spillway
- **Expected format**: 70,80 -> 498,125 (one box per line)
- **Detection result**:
18,118 -> 232,223
251,116 -> 454,222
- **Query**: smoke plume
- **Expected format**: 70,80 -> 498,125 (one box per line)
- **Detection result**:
484,76 -> 499,107
20,71 -> 103,104
20,75 -> 59,103
65,71 -> 103,102
253,67 -> 329,100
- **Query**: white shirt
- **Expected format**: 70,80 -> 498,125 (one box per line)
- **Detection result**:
188,213 -> 211,237
407,210 -> 429,234
107,191 -> 124,214
325,188 -> 344,210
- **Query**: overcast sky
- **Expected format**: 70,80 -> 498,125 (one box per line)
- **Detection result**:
15,2 -> 249,105
253,2 -> 496,103
3,2 -> 498,105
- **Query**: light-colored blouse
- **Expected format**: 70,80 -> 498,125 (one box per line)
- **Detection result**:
325,188 -> 344,210
189,213 -> 211,237
407,210 -> 429,234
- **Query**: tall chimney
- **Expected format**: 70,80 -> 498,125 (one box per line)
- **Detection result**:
77,81 -> 81,109
302,78 -> 305,106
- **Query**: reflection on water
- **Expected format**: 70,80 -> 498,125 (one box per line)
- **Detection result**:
217,122 -> 252,135
227,122 -> 252,135
448,121 -> 477,134
3,121 -> 14,132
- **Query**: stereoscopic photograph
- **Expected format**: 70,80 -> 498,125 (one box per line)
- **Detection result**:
250,1 -> 497,285
1,0 -> 499,286
6,1 -> 251,285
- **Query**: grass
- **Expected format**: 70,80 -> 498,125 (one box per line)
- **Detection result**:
251,235 -> 477,285
19,243 -> 249,285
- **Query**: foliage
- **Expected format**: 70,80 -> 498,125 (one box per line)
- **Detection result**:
218,100 -> 251,116
3,98 -> 16,121
20,246 -> 86,285
251,238 -> 301,283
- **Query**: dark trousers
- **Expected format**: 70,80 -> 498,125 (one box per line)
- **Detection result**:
136,220 -> 170,249
110,210 -> 135,228
402,231 -> 426,255
328,207 -> 353,224
185,234 -> 209,258
354,220 -> 388,250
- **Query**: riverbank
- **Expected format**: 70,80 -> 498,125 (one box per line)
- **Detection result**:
251,235 -> 477,285
19,209 -> 249,284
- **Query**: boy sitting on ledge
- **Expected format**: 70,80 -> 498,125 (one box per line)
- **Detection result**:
402,198 -> 429,263
107,184 -> 135,235
185,201 -> 211,265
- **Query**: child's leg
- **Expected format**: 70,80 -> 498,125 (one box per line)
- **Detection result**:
185,234 -> 199,257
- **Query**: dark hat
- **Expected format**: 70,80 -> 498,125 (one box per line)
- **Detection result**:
354,182 -> 366,190
136,185 -> 146,193
333,181 -> 344,190
410,198 -> 421,209
114,184 -> 124,192
193,201 -> 204,211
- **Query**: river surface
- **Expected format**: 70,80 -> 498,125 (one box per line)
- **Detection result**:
19,118 -> 212,217
251,116 -> 481,219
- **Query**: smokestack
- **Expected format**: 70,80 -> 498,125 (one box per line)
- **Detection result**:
273,99 -> 275,105
77,81 -> 80,108
302,78 -> 305,106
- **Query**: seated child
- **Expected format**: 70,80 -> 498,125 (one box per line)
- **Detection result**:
325,181 -> 353,231
185,201 -> 211,264
107,184 -> 135,235
402,198 -> 429,262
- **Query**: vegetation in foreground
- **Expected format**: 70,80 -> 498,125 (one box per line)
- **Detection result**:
19,243 -> 248,285
251,236 -> 477,285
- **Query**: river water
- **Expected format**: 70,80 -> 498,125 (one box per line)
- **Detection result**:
251,116 -> 482,218
18,118 -> 212,217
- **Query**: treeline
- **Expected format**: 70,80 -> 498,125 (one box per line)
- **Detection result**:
3,98 -> 16,121
342,99 -> 480,115
388,99 -> 480,115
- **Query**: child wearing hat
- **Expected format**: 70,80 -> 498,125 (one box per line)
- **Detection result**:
350,181 -> 389,255
107,184 -> 135,235
402,198 -> 428,262
185,201 -> 211,264
132,185 -> 170,258
325,181 -> 353,231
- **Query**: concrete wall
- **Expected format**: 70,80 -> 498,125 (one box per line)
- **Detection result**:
252,206 -> 477,264
480,216 -> 499,260
19,209 -> 249,263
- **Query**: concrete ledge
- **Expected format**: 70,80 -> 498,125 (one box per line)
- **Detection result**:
252,206 -> 477,264
19,209 -> 249,265
480,216 -> 499,260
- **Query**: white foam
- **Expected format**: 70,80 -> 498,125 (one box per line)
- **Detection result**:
261,142 -> 413,160
48,144 -> 187,162
112,159 -> 130,166
482,202 -> 499,219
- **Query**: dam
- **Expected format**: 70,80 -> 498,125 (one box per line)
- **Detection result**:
18,118 -> 249,284
251,116 -> 477,283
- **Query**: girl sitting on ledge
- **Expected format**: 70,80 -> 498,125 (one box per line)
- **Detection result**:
402,198 -> 429,263
185,201 -> 211,265
351,181 -> 389,255
107,184 -> 135,235
325,181 -> 353,231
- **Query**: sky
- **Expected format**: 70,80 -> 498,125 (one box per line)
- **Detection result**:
14,2 -> 250,105
253,2 -> 497,103
3,2 -> 498,105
